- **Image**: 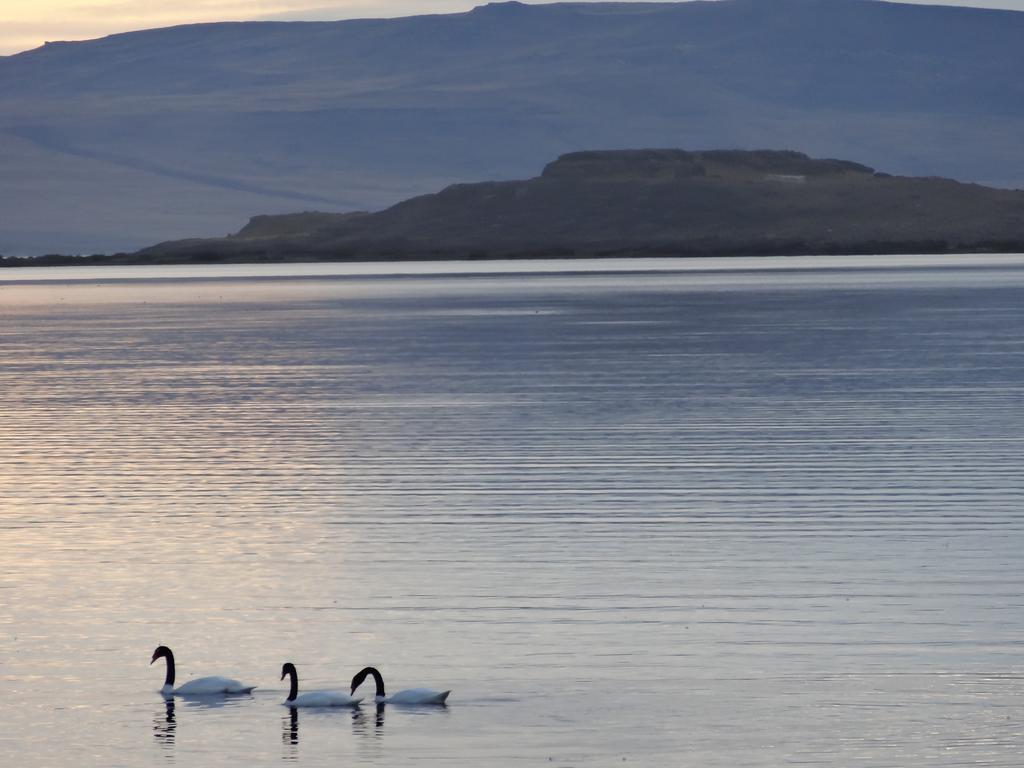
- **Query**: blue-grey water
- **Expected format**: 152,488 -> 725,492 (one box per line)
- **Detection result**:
2,255 -> 1023,766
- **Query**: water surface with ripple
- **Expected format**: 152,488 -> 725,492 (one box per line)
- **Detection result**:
2,256 -> 1023,766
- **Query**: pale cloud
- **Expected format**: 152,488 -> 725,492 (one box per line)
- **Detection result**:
255,0 -> 476,22
2,0 -> 1023,57
0,0 -> 430,54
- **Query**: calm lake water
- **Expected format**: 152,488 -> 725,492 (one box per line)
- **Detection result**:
2,255 -> 1023,766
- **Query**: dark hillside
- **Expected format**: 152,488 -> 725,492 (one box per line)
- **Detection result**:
2,0 -> 1024,254
122,149 -> 1024,263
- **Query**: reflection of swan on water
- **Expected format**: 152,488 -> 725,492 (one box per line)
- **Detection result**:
352,701 -> 386,732
153,698 -> 176,748
151,646 -> 255,696
281,663 -> 363,708
350,666 -> 450,705
282,707 -> 299,746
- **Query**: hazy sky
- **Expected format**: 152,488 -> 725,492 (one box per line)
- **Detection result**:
2,0 -> 1023,56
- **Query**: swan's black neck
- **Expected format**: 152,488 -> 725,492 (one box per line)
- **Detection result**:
355,666 -> 385,698
164,653 -> 175,688
283,664 -> 298,702
154,646 -> 175,688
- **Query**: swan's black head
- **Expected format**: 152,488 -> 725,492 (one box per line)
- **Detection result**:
151,645 -> 172,665
351,666 -> 384,697
281,662 -> 297,681
350,668 -> 365,695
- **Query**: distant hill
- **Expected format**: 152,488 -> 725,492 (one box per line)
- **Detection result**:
2,0 -> 1024,255
39,149 -> 1019,263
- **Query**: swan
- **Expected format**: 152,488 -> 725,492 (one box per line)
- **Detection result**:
281,662 -> 363,708
151,645 -> 255,696
350,666 -> 450,705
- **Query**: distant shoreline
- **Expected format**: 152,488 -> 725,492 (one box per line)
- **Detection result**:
6,240 -> 1024,269
5,253 -> 1024,285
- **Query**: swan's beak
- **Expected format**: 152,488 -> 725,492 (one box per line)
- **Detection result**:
350,686 -> 356,695
150,656 -> 157,665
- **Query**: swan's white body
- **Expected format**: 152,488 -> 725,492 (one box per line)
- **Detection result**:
288,690 -> 363,708
281,662 -> 361,708
351,666 -> 450,706
163,677 -> 255,697
379,688 -> 451,705
151,646 -> 254,697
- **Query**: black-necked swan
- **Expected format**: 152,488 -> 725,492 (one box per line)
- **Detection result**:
151,645 -> 255,696
281,662 -> 363,708
350,666 -> 450,705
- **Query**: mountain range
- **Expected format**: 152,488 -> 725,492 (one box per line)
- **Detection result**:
2,0 -> 1023,255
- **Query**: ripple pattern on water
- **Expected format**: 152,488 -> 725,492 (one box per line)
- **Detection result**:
1,261 -> 1023,766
